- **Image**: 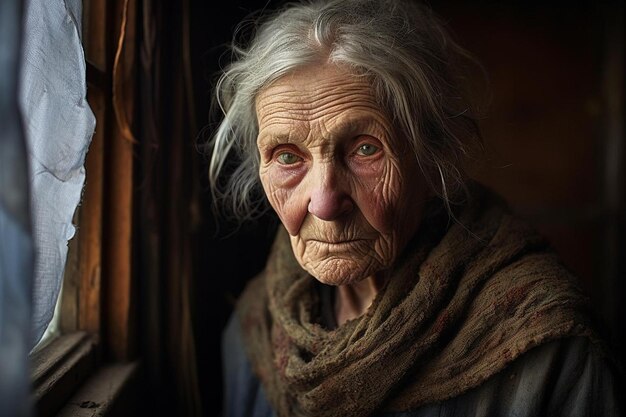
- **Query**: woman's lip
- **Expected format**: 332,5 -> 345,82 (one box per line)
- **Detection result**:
308,238 -> 365,244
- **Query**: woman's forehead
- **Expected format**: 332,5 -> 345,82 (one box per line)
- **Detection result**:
255,64 -> 389,134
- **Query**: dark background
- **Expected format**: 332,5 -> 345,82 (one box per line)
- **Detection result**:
184,1 -> 625,415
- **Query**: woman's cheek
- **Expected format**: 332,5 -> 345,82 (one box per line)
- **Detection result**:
266,160 -> 307,187
262,164 -> 308,235
352,159 -> 400,233
348,153 -> 384,178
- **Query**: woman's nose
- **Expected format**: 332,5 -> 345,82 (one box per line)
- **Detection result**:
307,164 -> 354,221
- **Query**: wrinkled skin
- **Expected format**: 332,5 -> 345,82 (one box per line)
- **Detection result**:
256,64 -> 429,321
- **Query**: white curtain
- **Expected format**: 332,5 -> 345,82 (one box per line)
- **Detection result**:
19,0 -> 95,347
0,0 -> 94,414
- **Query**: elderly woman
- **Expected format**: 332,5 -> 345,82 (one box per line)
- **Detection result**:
209,0 -> 622,416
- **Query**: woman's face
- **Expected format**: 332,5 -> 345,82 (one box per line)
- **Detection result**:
256,64 -> 429,286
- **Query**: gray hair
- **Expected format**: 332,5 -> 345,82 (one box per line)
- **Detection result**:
207,0 -> 485,221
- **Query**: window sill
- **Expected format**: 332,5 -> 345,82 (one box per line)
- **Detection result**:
32,332 -> 98,416
31,332 -> 140,416
56,361 -> 139,417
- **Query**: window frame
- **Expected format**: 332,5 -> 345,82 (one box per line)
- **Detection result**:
30,0 -> 139,415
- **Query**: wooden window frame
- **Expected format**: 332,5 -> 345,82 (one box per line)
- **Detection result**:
30,0 -> 139,415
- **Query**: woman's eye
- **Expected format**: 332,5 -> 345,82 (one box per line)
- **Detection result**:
277,152 -> 301,165
356,143 -> 379,156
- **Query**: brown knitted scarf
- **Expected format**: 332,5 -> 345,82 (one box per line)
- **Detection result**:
237,191 -> 594,417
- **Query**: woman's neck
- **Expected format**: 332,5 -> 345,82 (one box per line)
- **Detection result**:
334,274 -> 386,326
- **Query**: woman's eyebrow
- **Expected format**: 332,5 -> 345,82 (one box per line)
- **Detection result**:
330,115 -> 386,138
257,131 -> 295,147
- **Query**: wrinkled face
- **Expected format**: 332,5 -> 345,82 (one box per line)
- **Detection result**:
256,64 -> 429,286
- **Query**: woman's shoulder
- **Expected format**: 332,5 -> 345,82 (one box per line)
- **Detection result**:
381,336 -> 624,417
479,335 -> 623,417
